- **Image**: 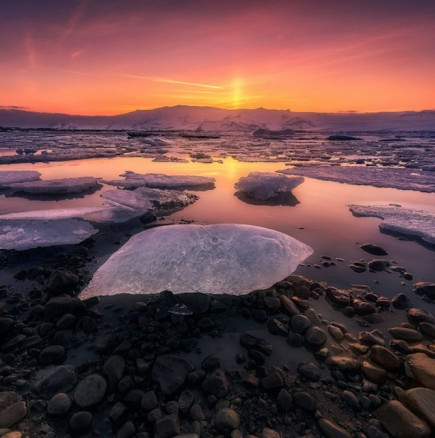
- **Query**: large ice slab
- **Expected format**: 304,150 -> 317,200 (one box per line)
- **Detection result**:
0,218 -> 98,250
8,177 -> 101,195
235,172 -> 304,201
80,224 -> 313,297
0,170 -> 41,187
278,166 -> 435,193
348,204 -> 435,245
102,171 -> 215,190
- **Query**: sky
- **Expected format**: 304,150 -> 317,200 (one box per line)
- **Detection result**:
1,0 -> 435,115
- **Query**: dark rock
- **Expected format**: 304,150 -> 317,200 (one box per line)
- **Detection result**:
44,296 -> 86,319
392,293 -> 412,309
341,390 -> 360,410
240,333 -> 272,355
297,362 -> 321,380
56,313 -> 77,330
104,355 -> 126,391
215,408 -> 240,431
290,314 -> 311,333
369,346 -> 401,371
152,355 -> 194,395
178,391 -> 194,414
360,244 -> 388,256
261,372 -> 283,389
201,355 -> 220,371
73,374 -> 107,408
178,293 -> 210,314
419,322 -> 435,339
36,365 -> 77,397
368,260 -> 390,272
47,393 -> 71,416
47,269 -> 79,295
69,411 -> 93,433
117,420 -> 135,438
277,389 -> 292,411
39,345 -> 66,365
0,401 -> 27,428
408,308 -> 435,325
109,402 -> 128,428
267,317 -> 289,336
304,326 -> 327,348
141,391 -> 157,411
414,282 -> 435,300
326,288 -> 351,307
326,356 -> 361,373
317,418 -> 352,438
279,295 -> 300,316
389,327 -> 423,342
202,368 -> 228,397
189,403 -> 205,421
155,414 -> 180,438
293,391 -> 316,411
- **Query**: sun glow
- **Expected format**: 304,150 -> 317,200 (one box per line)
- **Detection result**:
232,78 -> 242,108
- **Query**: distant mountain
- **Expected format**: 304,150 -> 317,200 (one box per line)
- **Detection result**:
1,106 -> 434,132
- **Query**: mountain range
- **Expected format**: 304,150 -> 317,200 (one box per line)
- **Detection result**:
1,106 -> 435,132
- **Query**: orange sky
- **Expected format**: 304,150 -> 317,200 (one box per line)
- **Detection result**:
1,0 -> 435,115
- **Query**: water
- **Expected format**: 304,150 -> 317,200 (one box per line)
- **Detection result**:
1,154 -> 434,302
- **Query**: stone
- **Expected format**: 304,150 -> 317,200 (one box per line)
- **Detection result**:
39,345 -> 66,365
215,408 -> 240,431
178,293 -> 210,314
189,403 -> 205,421
103,355 -> 126,391
326,356 -> 360,373
261,372 -> 283,389
36,365 -> 77,397
178,391 -> 194,414
141,391 -> 157,411
44,296 -> 86,319
360,244 -> 388,256
293,391 -> 315,411
375,400 -> 430,438
47,269 -> 79,295
201,369 -> 228,398
326,288 -> 351,307
0,401 -> 27,428
69,411 -> 93,433
369,346 -> 401,371
47,393 -> 71,416
406,353 -> 435,390
362,361 -> 387,384
404,387 -> 435,428
388,327 -> 423,342
297,362 -> 321,380
341,390 -> 360,410
240,333 -> 272,355
279,295 -> 300,316
318,418 -> 352,438
110,402 -> 128,428
419,322 -> 435,338
117,420 -> 135,438
277,389 -> 292,411
73,374 -> 107,408
304,326 -> 327,348
290,314 -> 311,333
156,414 -> 180,438
328,325 -> 344,341
152,355 -> 194,395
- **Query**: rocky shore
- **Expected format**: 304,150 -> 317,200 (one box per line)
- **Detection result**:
0,237 -> 434,438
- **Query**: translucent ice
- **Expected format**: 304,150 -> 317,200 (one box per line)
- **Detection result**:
80,224 -> 313,297
0,218 -> 98,250
0,170 -> 41,187
8,177 -> 101,195
235,172 -> 304,200
102,171 -> 215,190
349,204 -> 435,244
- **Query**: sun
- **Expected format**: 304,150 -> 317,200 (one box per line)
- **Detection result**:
232,78 -> 242,108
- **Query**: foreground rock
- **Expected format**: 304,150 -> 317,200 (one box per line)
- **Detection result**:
404,388 -> 435,428
81,224 -> 313,297
406,353 -> 435,389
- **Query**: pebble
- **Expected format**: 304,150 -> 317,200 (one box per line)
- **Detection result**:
0,401 -> 27,428
318,417 -> 352,438
73,374 -> 108,408
215,408 -> 240,431
47,393 -> 71,416
69,411 -> 93,433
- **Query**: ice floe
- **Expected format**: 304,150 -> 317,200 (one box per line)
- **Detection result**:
80,224 -> 313,297
235,172 -> 304,201
8,177 -> 101,195
278,166 -> 435,193
0,170 -> 41,187
348,204 -> 435,245
102,171 -> 215,190
0,218 -> 98,250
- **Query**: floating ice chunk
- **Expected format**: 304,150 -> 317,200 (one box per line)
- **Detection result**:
235,172 -> 304,201
0,218 -> 97,250
278,166 -> 435,193
0,170 -> 41,187
102,172 -> 215,190
80,224 -> 313,297
101,189 -> 153,211
349,204 -> 435,245
8,177 -> 101,195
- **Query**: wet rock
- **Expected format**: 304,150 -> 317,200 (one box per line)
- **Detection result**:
103,355 -> 126,391
349,264 -> 366,273
291,314 -> 311,333
263,296 -> 281,311
73,374 -> 107,408
326,288 -> 351,307
261,372 -> 283,389
353,299 -> 376,315
359,330 -> 385,346
279,295 -> 300,316
262,428 -> 280,438
407,308 -> 435,325
39,345 -> 66,365
47,269 -> 79,295
341,390 -> 360,410
406,353 -> 435,390
304,326 -> 327,348
69,411 -> 93,433
413,282 -> 435,300
177,293 -> 210,314
293,391 -> 315,411
189,403 -> 205,421
117,420 -> 135,438
404,387 -> 435,428
0,401 -> 27,428
155,414 -> 180,438
419,322 -> 435,339
369,346 -> 401,371
152,355 -> 194,395
360,244 -> 388,256
201,369 -> 228,397
297,362 -> 321,380
368,260 -> 390,272
215,408 -> 240,431
178,391 -> 194,414
375,400 -> 430,438
326,356 -> 360,373
141,391 -> 157,411
392,293 -> 412,309
388,327 -> 423,343
0,317 -> 14,337
362,361 -> 387,384
277,389 -> 292,411
201,355 -> 220,371
317,417 -> 352,438
36,365 -> 77,397
56,313 -> 77,330
267,317 -> 289,336
47,393 -> 71,416
44,296 -> 86,319
109,402 -> 128,428
328,324 -> 344,341
240,333 -> 272,355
